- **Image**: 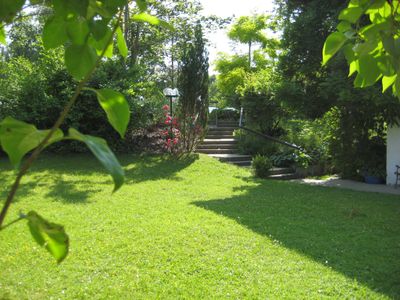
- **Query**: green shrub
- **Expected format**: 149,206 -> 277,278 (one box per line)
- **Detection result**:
235,130 -> 280,156
252,155 -> 273,178
270,150 -> 296,167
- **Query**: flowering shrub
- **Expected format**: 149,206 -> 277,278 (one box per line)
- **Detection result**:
161,103 -> 181,153
178,113 -> 205,152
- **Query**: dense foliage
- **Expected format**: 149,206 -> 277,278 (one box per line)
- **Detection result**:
273,0 -> 400,179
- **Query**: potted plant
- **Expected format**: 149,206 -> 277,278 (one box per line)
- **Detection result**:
361,164 -> 386,184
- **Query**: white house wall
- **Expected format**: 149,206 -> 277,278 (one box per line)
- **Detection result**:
387,126 -> 400,185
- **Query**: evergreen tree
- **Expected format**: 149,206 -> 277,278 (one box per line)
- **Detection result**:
177,23 -> 209,151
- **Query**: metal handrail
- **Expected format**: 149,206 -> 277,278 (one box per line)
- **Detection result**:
238,106 -> 308,154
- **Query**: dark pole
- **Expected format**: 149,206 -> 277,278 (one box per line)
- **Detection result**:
169,96 -> 173,134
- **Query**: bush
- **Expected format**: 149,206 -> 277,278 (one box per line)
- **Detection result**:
270,150 -> 296,167
252,155 -> 273,178
235,129 -> 280,156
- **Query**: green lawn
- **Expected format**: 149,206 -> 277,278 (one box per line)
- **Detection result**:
0,154 -> 399,299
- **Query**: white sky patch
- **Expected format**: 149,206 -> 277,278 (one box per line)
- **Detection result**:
200,0 -> 276,74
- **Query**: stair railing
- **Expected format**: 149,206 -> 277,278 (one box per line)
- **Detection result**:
238,107 -> 308,154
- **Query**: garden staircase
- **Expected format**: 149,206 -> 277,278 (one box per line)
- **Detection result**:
196,120 -> 252,167
196,121 -> 299,179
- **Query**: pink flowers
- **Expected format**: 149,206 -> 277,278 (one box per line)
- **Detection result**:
161,102 -> 180,151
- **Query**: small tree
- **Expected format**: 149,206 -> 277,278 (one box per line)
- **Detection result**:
228,15 -> 276,67
177,23 -> 209,152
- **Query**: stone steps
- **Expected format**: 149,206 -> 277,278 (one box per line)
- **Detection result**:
196,122 -> 250,167
209,154 -> 252,162
268,173 -> 298,180
207,130 -> 235,135
197,148 -> 237,154
205,134 -> 236,139
208,127 -> 237,131
197,144 -> 238,150
267,167 -> 297,180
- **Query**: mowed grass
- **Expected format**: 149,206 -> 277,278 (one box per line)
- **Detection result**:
0,154 -> 399,299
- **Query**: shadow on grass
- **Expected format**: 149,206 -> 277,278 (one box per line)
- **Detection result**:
44,174 -> 103,204
0,153 -> 199,204
193,179 -> 400,298
124,154 -> 199,184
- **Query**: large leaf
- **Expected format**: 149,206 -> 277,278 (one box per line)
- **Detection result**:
65,44 -> 97,80
43,16 -> 68,49
339,7 -> 364,24
131,13 -> 173,30
90,29 -> 113,58
53,0 -> 89,17
355,55 -> 382,87
116,26 -> 128,58
68,128 -> 124,192
91,88 -> 130,137
336,21 -> 352,33
382,74 -> 397,93
0,117 -> 63,167
348,60 -> 358,77
90,19 -> 109,40
322,32 -> 347,66
26,211 -> 69,263
0,24 -> 5,44
67,17 -> 90,45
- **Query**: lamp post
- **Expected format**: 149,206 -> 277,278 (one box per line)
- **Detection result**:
163,88 -> 180,132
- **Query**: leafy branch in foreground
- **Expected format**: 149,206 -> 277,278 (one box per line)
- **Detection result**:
0,0 -> 170,263
322,0 -> 400,98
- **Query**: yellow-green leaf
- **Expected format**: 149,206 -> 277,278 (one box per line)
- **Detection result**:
0,24 -> 5,45
132,12 -> 173,30
0,117 -> 63,167
26,211 -> 69,263
349,60 -> 358,77
116,26 -> 128,58
322,32 -> 347,66
91,88 -> 130,137
68,128 -> 124,192
339,7 -> 364,24
382,74 -> 397,93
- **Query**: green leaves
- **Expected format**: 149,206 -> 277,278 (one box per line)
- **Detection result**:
43,16 -> 68,49
0,24 -> 5,44
339,7 -> 364,24
323,0 -> 400,99
354,55 -> 382,87
382,74 -> 397,93
116,26 -> 128,58
26,211 -> 69,263
0,117 -> 63,167
91,88 -> 130,138
67,18 -> 90,45
322,32 -> 347,66
131,13 -> 173,30
65,44 -> 97,80
68,129 -> 124,192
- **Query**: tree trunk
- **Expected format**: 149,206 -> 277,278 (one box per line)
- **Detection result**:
248,40 -> 252,68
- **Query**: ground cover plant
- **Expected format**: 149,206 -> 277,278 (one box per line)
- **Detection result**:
0,154 -> 399,299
